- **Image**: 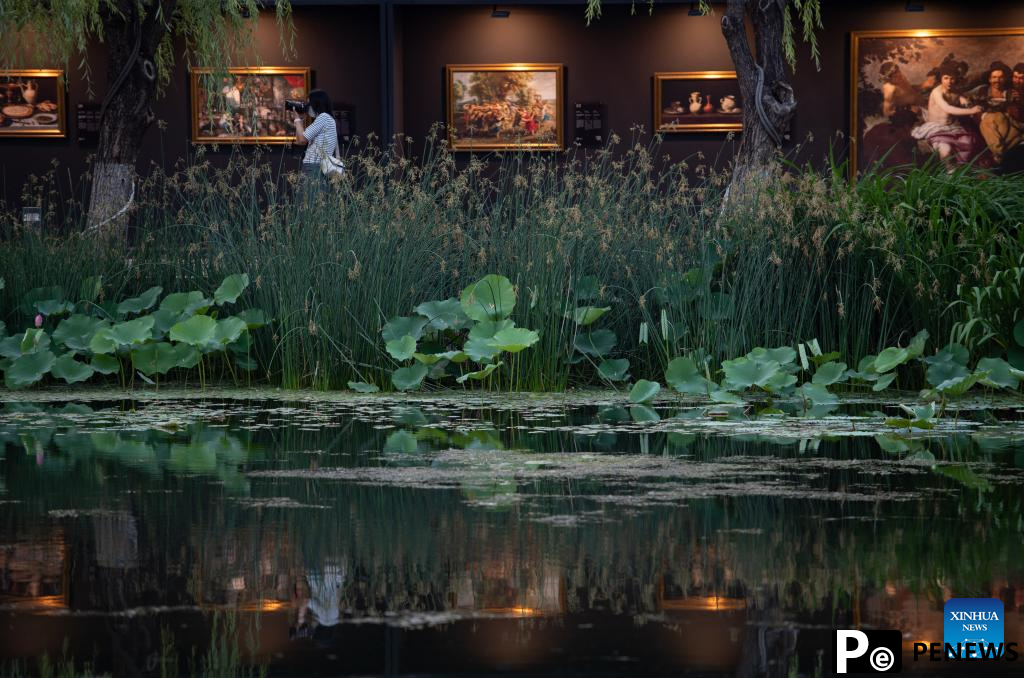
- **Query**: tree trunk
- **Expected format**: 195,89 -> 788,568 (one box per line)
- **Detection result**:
86,0 -> 171,232
719,0 -> 797,214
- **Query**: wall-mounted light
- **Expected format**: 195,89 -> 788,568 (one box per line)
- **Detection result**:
905,1 -> 924,11
491,5 -> 510,18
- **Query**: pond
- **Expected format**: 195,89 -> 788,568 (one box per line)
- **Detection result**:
1,389 -> 1023,676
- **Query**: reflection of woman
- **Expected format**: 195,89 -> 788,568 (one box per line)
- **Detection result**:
911,65 -> 983,166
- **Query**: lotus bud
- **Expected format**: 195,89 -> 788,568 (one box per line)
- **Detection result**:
34,314 -> 43,328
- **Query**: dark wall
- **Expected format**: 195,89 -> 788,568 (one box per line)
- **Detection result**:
0,5 -> 380,205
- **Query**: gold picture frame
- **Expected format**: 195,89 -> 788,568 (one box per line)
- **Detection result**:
654,71 -> 743,133
190,66 -> 311,144
0,69 -> 66,138
446,63 -> 564,151
850,27 -> 1024,177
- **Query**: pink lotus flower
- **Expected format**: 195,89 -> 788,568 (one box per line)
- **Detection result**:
34,314 -> 43,328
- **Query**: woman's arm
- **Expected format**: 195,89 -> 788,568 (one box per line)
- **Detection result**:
932,88 -> 982,116
293,116 -> 308,145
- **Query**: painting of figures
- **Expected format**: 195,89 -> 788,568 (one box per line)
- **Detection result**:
447,64 -> 563,151
852,28 -> 1024,175
191,67 -> 310,144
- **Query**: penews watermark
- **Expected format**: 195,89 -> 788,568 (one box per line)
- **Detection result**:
835,630 -> 902,673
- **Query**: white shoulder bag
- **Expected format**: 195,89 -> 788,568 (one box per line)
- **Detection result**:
321,148 -> 345,177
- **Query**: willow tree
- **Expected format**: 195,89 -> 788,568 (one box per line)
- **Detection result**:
586,0 -> 822,203
0,0 -> 295,229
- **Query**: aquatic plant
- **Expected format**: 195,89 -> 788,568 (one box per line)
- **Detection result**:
950,253 -> 1024,369
0,274 -> 265,389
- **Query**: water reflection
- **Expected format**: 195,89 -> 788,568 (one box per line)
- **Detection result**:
1,396 -> 1023,675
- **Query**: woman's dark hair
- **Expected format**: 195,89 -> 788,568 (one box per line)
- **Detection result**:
308,89 -> 331,116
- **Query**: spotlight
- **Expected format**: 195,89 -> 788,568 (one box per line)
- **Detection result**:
491,5 -> 510,18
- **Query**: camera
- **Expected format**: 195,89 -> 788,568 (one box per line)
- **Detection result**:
285,99 -> 308,114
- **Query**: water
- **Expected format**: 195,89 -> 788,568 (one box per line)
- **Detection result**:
1,390 -> 1023,676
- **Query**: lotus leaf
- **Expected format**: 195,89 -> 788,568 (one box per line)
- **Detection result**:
977,357 -> 1022,389
384,430 -> 419,454
935,371 -> 988,396
455,361 -> 503,384
5,350 -> 55,389
1015,319 -> 1024,348
414,299 -> 471,331
629,404 -> 661,422
36,299 -> 74,316
1010,345 -> 1024,371
922,343 -> 969,366
488,327 -> 539,353
21,286 -> 63,316
574,275 -> 601,301
571,306 -> 610,326
468,319 -> 514,340
463,337 -> 501,363
151,307 -> 183,339
213,317 -> 248,345
170,315 -> 217,347
392,363 -> 429,391
214,274 -> 250,305
906,329 -> 930,359
597,358 -> 630,382
749,346 -> 797,365
53,314 -> 103,352
925,360 -> 970,388
460,274 -> 515,322
665,357 -> 710,395
116,286 -> 163,315
414,350 -> 468,365
131,342 -> 201,375
348,381 -> 380,393
89,327 -> 118,355
809,351 -> 841,366
234,356 -> 258,371
108,316 -> 155,346
811,361 -> 848,386
573,329 -> 617,357
872,373 -> 896,392
382,316 -> 429,343
51,354 -> 94,384
227,330 -> 252,355
710,390 -> 744,405
629,379 -> 661,403
90,354 -> 121,375
386,335 -> 417,361
722,356 -> 780,390
761,371 -> 798,393
19,329 -> 50,354
160,291 -> 210,316
0,335 -> 21,360
237,309 -> 267,329
799,382 -> 838,405
872,347 -> 909,373
79,276 -> 104,304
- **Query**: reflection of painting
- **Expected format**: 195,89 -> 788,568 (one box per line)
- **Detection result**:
852,28 -> 1024,175
447,64 -> 563,151
190,67 -> 310,144
0,70 -> 66,138
654,72 -> 742,133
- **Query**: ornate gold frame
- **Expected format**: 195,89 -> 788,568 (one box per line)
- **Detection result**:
653,71 -> 742,133
0,69 -> 66,138
189,66 -> 311,144
446,63 -> 564,151
850,27 -> 1024,177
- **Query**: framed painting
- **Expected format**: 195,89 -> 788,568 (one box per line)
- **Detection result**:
0,70 -> 66,138
654,71 -> 743,133
190,66 -> 310,144
446,63 -> 564,151
851,28 -> 1024,176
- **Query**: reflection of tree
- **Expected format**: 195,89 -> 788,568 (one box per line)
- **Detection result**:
467,72 -> 535,105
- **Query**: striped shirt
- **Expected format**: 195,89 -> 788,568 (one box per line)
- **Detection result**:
302,112 -> 339,164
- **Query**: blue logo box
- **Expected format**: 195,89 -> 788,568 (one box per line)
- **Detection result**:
944,598 -> 1005,658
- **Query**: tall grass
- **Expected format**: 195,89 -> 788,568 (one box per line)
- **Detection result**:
1,129 -> 1021,390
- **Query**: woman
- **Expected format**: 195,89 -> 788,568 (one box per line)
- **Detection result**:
292,89 -> 339,181
911,64 -> 983,167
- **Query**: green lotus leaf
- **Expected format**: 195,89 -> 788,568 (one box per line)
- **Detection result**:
53,314 -> 103,352
665,357 -> 710,395
935,371 -> 987,396
19,329 -> 50,354
108,316 -> 155,346
460,274 -> 516,322
21,286 -> 63,316
160,291 -> 211,316
1009,345 -> 1024,371
391,363 -> 429,391
169,442 -> 218,474
722,356 -> 780,390
629,404 -> 661,422
811,361 -> 848,386
169,315 -> 217,347
90,354 -> 121,375
468,319 -> 514,340
0,334 -> 21,360
386,335 -> 417,361
51,354 -> 94,384
925,360 -> 970,388
455,361 -> 503,384
573,329 -> 617,357
710,390 -> 745,405
213,317 -> 248,345
628,379 -> 661,404
36,299 -> 75,317
116,286 -> 163,315
809,351 -> 841,366
384,430 -> 419,454
236,309 -> 267,329
150,307 -> 183,339
857,354 -> 878,374
872,347 -> 909,373
748,346 -> 797,366
570,306 -> 611,326
488,327 -> 539,353
227,330 -> 253,355
348,381 -> 380,393
597,358 -> 630,382
131,343 -> 197,376
214,274 -> 250,305
906,329 -> 930,359
234,356 -> 258,371
89,326 -> 118,355
382,315 -> 428,343
79,276 -> 104,304
872,373 -> 896,392
463,337 -> 501,363
5,350 -> 55,389
977,357 -> 1022,390
922,343 -> 969,366
574,275 -> 601,301
761,371 -> 797,393
799,382 -> 838,405
414,298 -> 471,331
